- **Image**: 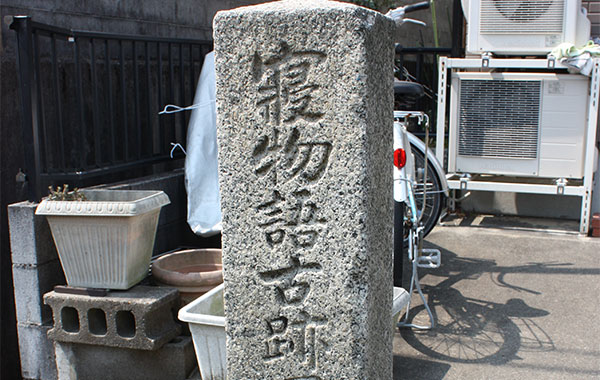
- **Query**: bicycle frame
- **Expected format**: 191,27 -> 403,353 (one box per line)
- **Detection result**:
394,111 -> 449,205
394,111 -> 443,330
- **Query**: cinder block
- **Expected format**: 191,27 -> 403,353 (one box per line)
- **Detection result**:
12,260 -> 65,325
17,323 -> 57,380
45,286 -> 181,350
54,336 -> 196,380
8,201 -> 59,266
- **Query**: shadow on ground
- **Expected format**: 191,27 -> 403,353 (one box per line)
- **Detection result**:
393,355 -> 451,380
393,241 -> 561,378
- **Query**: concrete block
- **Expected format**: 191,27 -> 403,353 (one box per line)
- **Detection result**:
17,323 -> 57,380
54,336 -> 196,380
106,170 -> 186,226
8,201 -> 59,266
186,367 -> 201,380
45,286 -> 181,350
175,0 -> 208,26
154,220 -> 187,255
214,2 -> 394,379
12,260 -> 65,325
103,170 -> 188,255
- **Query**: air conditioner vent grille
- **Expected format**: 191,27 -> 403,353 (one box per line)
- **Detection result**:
459,80 -> 540,159
480,0 -> 565,34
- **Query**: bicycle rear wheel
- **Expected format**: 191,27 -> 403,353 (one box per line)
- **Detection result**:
409,144 -> 443,240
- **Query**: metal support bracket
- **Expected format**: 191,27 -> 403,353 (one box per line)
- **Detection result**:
15,169 -> 27,183
556,178 -> 567,195
482,54 -> 490,68
547,55 -> 556,68
460,174 -> 471,191
448,190 -> 457,212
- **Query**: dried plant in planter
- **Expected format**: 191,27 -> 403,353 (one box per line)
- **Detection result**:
47,185 -> 87,201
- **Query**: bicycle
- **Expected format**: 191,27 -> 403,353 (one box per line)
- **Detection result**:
386,1 -> 448,330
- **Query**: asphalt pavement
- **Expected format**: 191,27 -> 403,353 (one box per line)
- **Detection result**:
393,215 -> 600,379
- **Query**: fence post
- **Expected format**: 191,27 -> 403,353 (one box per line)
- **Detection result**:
10,16 -> 42,201
451,0 -> 464,58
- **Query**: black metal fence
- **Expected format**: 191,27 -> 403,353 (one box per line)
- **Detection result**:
10,16 -> 212,201
393,0 -> 464,141
394,45 -> 452,140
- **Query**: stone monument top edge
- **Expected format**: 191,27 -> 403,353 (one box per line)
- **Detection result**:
214,0 -> 385,18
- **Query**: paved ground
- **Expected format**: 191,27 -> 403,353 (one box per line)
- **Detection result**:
393,215 -> 600,379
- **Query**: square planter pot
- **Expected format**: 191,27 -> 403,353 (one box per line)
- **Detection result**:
36,190 -> 170,289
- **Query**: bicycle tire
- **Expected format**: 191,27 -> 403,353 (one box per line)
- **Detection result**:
408,144 -> 443,240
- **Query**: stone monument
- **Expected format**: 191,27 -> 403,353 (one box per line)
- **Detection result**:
213,1 -> 395,378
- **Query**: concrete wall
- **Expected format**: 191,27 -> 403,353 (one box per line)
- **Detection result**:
458,191 -> 583,220
0,1 -> 263,378
101,170 -> 198,256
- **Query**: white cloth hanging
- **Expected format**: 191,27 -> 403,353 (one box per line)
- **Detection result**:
551,41 -> 600,77
185,52 -> 222,236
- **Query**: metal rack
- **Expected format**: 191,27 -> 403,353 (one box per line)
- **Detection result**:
435,57 -> 600,233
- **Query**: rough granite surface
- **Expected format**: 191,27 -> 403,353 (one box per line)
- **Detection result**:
213,1 -> 395,379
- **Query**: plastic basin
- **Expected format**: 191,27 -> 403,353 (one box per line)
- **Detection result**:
178,283 -> 409,379
152,248 -> 223,304
178,283 -> 225,380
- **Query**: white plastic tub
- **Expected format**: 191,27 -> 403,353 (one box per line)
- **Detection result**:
179,284 -> 409,379
393,286 -> 410,327
36,189 -> 170,289
178,283 -> 226,380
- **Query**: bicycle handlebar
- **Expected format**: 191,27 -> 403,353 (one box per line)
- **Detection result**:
404,1 -> 430,14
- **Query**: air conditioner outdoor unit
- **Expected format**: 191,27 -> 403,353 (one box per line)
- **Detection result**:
448,72 -> 590,178
462,0 -> 591,55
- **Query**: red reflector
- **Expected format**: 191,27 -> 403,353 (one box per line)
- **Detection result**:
394,149 -> 406,169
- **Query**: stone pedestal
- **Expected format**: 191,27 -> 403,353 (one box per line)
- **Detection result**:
213,1 -> 395,379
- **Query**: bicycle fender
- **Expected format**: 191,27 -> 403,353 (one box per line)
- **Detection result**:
407,132 -> 449,197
